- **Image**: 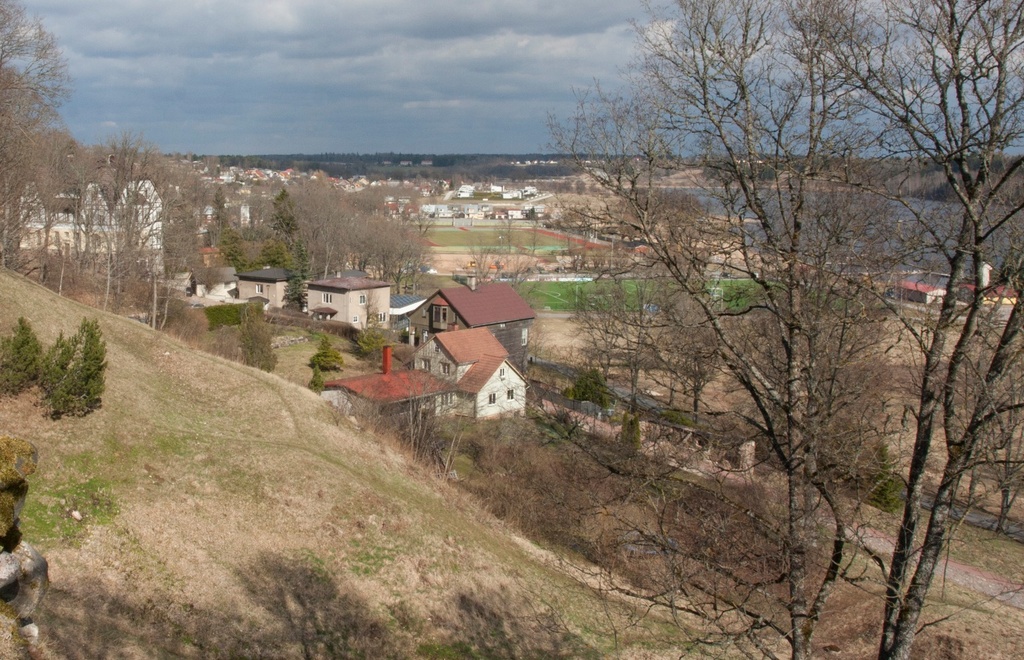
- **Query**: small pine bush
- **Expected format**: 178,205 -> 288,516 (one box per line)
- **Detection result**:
40,318 -> 107,419
355,328 -> 388,359
308,365 -> 325,393
869,445 -> 904,513
309,335 -> 344,371
620,412 -> 642,450
0,318 -> 43,396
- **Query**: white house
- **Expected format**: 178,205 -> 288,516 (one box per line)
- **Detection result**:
413,327 -> 527,418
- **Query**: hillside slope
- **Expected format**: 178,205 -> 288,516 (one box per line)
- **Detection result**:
0,271 -> 631,658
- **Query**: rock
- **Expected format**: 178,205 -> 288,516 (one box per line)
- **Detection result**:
0,437 -> 48,649
70,510 -> 82,522
18,622 -> 37,642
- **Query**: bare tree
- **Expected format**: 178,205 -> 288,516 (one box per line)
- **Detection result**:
554,0 -> 1024,657
572,278 -> 662,407
292,178 -> 346,278
552,0 -> 900,656
0,0 -> 69,270
819,2 -> 1024,657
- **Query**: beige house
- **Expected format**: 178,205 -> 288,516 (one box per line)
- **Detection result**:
235,267 -> 291,308
306,274 -> 391,330
413,327 -> 527,418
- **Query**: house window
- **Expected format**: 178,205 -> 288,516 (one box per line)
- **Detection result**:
488,393 -> 497,405
255,283 -> 264,294
378,312 -> 387,323
507,388 -> 515,400
499,323 -> 506,328
421,359 -> 431,371
322,292 -> 333,304
352,315 -> 359,324
521,327 -> 529,346
421,308 -> 427,317
433,306 -> 448,324
433,343 -> 440,353
499,367 -> 506,377
442,363 -> 450,375
441,392 -> 454,405
359,294 -> 367,305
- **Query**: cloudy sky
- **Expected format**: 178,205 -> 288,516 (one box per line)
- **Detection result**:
21,0 -> 640,155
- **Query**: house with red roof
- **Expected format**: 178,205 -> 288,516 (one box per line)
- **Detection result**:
321,346 -> 453,416
893,279 -> 946,305
412,327 -> 527,419
408,282 -> 536,369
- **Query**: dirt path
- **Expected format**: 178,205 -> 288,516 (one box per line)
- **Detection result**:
854,525 -> 1024,609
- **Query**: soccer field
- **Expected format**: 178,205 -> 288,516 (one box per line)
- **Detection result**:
522,279 -> 759,312
521,281 -> 594,311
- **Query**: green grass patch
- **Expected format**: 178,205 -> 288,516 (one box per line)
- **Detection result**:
348,538 -> 399,577
417,642 -> 483,659
22,476 -> 118,545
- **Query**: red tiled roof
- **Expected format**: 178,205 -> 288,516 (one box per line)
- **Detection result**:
324,370 -> 449,403
898,280 -> 945,294
424,328 -> 518,394
433,327 -> 508,364
456,354 -> 507,394
961,283 -> 1018,298
436,283 -> 535,327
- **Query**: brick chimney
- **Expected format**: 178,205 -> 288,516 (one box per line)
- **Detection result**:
382,345 -> 393,375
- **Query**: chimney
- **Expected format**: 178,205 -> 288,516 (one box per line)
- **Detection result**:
382,345 -> 393,375
467,274 -> 477,291
336,271 -> 342,278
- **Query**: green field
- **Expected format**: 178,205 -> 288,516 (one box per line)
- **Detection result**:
425,227 -> 570,251
522,280 -> 597,311
522,279 -> 760,312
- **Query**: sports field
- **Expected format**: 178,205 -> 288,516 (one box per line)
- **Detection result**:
521,280 -> 599,311
425,227 -> 572,252
522,278 -> 759,312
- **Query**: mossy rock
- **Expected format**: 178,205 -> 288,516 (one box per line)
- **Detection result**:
0,437 -> 36,551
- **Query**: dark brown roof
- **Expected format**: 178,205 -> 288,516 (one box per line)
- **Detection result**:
435,283 -> 535,327
236,267 -> 292,282
308,276 -> 391,292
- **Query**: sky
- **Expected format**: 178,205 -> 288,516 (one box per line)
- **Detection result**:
20,0 -> 640,156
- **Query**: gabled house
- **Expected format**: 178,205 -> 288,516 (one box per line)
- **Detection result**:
306,274 -> 391,329
408,282 -> 536,369
321,346 -> 452,416
413,328 -> 527,418
893,279 -> 946,305
236,267 -> 292,308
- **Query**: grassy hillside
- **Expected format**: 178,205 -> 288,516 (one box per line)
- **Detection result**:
0,271 -> 649,658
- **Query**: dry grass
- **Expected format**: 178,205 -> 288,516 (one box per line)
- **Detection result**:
0,271 -> 666,657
